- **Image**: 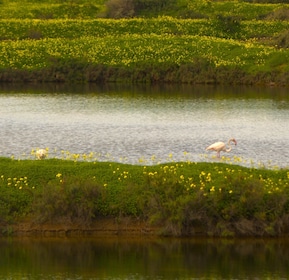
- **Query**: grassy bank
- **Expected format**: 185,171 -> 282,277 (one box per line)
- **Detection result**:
1,157 -> 289,237
0,0 -> 289,85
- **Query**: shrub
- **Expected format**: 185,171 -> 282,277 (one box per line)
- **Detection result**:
139,167 -> 189,236
137,164 -> 289,237
265,7 -> 289,20
33,175 -> 106,225
213,14 -> 242,38
133,0 -> 177,16
25,29 -> 43,40
273,30 -> 289,49
105,0 -> 135,18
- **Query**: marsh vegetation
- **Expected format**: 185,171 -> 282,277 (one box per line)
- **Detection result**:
1,155 -> 289,237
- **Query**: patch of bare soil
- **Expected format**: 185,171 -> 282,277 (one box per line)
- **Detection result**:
0,218 -> 159,237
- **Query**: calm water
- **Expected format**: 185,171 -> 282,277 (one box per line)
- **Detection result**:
1,237 -> 289,280
1,84 -> 289,280
0,83 -> 288,168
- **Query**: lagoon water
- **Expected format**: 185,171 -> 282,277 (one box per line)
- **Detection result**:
1,237 -> 289,280
1,83 -> 289,280
0,83 -> 288,168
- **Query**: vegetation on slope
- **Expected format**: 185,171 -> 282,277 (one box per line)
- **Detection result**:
0,157 -> 289,237
0,0 -> 289,85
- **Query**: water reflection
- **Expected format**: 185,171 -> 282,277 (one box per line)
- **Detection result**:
1,237 -> 289,279
0,84 -> 288,168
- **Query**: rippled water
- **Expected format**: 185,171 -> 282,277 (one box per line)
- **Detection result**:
0,84 -> 288,168
1,237 -> 289,280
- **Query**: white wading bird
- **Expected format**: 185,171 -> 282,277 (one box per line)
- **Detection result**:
35,148 -> 47,160
206,138 -> 237,158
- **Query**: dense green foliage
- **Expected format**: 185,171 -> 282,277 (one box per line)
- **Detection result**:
1,157 -> 289,237
0,0 -> 289,84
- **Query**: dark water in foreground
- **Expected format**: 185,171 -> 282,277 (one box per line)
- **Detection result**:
1,237 -> 289,280
0,83 -> 288,168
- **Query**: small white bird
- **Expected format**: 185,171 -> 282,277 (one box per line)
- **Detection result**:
206,138 -> 237,158
35,148 -> 47,160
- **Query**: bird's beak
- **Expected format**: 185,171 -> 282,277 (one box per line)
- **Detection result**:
234,140 -> 237,145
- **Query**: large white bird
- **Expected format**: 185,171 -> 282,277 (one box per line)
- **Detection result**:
206,138 -> 237,158
35,148 -> 47,160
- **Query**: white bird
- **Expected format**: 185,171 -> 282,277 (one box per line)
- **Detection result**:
206,138 -> 237,158
35,148 -> 47,160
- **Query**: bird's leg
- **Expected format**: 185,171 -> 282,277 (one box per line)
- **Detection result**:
217,152 -> 220,158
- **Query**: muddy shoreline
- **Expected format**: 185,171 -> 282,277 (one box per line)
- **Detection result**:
0,218 -> 159,238
0,218 -> 208,238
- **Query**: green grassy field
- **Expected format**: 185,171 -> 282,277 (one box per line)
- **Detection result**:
0,0 -> 289,84
1,156 -> 289,237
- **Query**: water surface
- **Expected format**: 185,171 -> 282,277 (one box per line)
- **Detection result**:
0,84 -> 288,168
1,237 -> 289,280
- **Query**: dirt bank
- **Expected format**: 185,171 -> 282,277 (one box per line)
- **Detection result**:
0,218 -> 162,238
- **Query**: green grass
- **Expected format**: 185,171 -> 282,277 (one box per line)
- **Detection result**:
186,0 -> 284,19
0,0 -> 286,20
1,32 -> 288,72
0,1 -> 288,84
1,18 -> 289,40
1,157 -> 289,237
0,0 -> 288,84
0,0 -> 106,19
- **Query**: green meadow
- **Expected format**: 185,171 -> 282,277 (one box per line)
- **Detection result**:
0,0 -> 289,84
1,154 -> 289,237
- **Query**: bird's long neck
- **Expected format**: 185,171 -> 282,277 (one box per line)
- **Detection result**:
226,140 -> 233,152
